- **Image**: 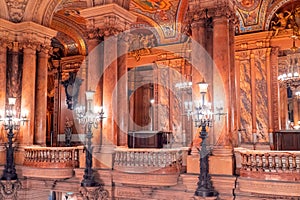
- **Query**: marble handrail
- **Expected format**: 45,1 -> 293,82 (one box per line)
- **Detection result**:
235,148 -> 300,179
114,147 -> 182,172
23,146 -> 83,168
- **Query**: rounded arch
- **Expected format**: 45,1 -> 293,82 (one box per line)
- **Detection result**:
50,11 -> 87,55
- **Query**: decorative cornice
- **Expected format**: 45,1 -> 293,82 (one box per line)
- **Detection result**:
6,0 -> 29,22
81,3 -> 137,37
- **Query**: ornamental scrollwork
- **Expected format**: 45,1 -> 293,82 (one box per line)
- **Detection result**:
5,0 -> 29,22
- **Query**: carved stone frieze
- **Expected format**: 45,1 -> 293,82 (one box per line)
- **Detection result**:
5,0 -> 29,22
77,186 -> 109,200
125,32 -> 157,61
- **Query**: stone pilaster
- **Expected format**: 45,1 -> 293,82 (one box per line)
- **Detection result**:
34,48 -> 50,146
21,43 -> 37,145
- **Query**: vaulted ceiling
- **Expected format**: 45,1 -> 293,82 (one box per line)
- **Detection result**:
0,0 -> 298,57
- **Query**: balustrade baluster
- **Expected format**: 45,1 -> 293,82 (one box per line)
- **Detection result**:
281,155 -> 287,171
274,154 -> 280,172
288,156 -> 294,171
268,155 -> 274,172
256,154 -> 262,171
296,155 -> 300,172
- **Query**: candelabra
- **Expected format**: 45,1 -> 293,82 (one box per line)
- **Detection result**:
192,80 -> 218,197
0,97 -> 27,181
75,91 -> 105,187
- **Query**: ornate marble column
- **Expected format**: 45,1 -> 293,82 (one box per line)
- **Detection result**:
7,41 -> 21,110
34,48 -> 50,145
208,5 -> 236,176
21,43 -> 37,145
212,7 -> 235,148
117,34 -> 128,146
80,4 -> 136,168
0,39 -> 7,128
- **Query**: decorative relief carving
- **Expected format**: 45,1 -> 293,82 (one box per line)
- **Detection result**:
86,16 -> 130,40
126,32 -> 157,61
77,186 -> 109,200
0,180 -> 21,200
5,0 -> 29,22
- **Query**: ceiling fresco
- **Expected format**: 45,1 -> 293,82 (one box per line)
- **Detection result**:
129,0 -> 188,44
235,0 -> 271,33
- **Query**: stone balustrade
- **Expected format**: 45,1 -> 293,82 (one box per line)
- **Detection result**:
235,148 -> 300,181
23,146 -> 82,168
114,147 -> 182,173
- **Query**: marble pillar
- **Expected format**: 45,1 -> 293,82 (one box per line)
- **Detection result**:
117,36 -> 128,146
21,45 -> 37,145
212,15 -> 233,147
0,44 -> 7,112
34,49 -> 49,145
92,36 -> 118,169
86,37 -> 102,146
102,35 -> 118,146
191,20 -> 207,142
8,42 -> 21,110
0,43 -> 7,143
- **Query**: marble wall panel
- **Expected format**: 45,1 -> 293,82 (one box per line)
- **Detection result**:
240,60 -> 252,143
158,67 -> 170,131
169,68 -> 183,145
255,60 -> 268,143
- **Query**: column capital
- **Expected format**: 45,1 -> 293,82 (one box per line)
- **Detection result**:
211,5 -> 236,22
81,4 -> 137,38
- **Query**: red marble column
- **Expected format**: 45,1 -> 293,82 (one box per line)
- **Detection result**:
34,49 -> 49,145
102,36 -> 118,146
21,45 -> 37,145
212,15 -> 234,147
117,37 -> 128,146
0,42 -> 7,120
86,37 -> 102,146
0,42 -> 7,143
8,42 -> 21,108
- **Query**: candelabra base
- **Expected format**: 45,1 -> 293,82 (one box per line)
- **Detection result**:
1,170 -> 18,181
195,188 -> 218,197
81,179 -> 97,187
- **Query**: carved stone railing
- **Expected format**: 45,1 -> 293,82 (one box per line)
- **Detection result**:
235,148 -> 300,181
23,146 -> 82,168
114,147 -> 182,173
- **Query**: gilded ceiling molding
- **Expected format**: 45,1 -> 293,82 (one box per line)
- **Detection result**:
42,0 -> 64,26
265,0 -> 293,30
